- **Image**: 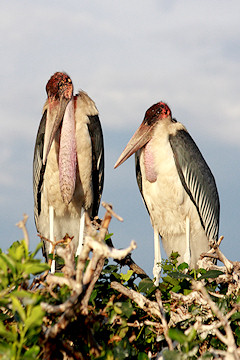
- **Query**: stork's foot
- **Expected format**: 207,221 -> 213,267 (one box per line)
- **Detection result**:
153,263 -> 161,286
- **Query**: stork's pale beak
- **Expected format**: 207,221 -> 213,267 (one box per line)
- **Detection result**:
43,94 -> 71,165
114,121 -> 154,169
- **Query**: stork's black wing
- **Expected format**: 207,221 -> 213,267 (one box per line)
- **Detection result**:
87,114 -> 104,217
33,110 -> 47,230
169,129 -> 220,242
135,150 -> 150,216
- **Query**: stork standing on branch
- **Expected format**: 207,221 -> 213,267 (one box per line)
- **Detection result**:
33,72 -> 104,271
115,102 -> 219,285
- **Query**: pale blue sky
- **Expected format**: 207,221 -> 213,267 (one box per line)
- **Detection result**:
0,1 -> 239,276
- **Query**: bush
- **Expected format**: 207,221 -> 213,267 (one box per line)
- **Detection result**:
0,213 -> 239,359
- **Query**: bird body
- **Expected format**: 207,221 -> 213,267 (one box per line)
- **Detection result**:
33,73 -> 104,262
115,102 -> 219,284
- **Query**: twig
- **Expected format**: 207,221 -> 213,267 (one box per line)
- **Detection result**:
111,281 -> 161,318
192,281 -> 239,359
41,293 -> 79,315
106,236 -> 149,279
16,214 -> 29,249
81,256 -> 105,315
102,202 -> 123,222
155,290 -> 173,350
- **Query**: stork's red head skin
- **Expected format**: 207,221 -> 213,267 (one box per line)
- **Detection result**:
144,102 -> 172,126
46,72 -> 73,100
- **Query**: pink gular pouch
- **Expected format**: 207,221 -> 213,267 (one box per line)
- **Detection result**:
59,98 -> 77,205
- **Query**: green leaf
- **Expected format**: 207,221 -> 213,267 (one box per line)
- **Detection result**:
22,345 -> 40,359
0,344 -> 13,360
162,264 -> 174,272
8,241 -> 28,261
120,270 -> 133,282
163,275 -> 179,286
25,305 -> 45,332
138,353 -> 149,360
169,272 -> 193,280
120,302 -> 134,318
105,233 -> 113,241
171,285 -> 181,293
118,320 -> 128,338
113,339 -> 131,360
162,350 -> 182,360
177,262 -> 189,271
0,253 -> 16,274
15,243 -> 26,261
0,255 -> 8,278
113,303 -> 123,315
90,288 -> 98,304
138,278 -> 154,293
0,321 -> 17,341
231,312 -> 240,320
198,270 -> 224,280
103,265 -> 119,274
186,327 -> 197,342
183,288 -> 192,296
11,295 -> 26,322
170,252 -> 180,261
168,328 -> 187,344
23,262 -> 49,275
111,272 -> 121,281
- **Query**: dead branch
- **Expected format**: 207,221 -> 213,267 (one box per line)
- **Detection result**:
192,280 -> 239,360
16,213 -> 29,249
106,235 -> 149,279
156,290 -> 173,350
102,201 -> 123,222
81,256 -> 105,315
41,203 -> 136,347
111,281 -> 161,318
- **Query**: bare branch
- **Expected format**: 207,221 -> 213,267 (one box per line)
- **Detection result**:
111,281 -> 161,318
102,202 -> 123,222
16,213 -> 29,249
156,290 -> 173,350
192,280 -> 239,359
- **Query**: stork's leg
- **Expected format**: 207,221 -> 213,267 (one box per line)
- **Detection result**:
153,227 -> 161,286
49,205 -> 56,274
184,216 -> 191,265
76,207 -> 85,256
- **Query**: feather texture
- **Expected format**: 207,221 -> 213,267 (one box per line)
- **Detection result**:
169,129 -> 219,243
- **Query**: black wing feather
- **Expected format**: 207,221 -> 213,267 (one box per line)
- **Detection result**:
87,115 -> 104,217
135,150 -> 150,216
33,110 -> 47,230
169,129 -> 220,242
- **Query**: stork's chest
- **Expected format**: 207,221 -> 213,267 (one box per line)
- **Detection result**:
139,135 -> 187,213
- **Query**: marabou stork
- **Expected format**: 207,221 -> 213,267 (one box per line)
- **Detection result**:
33,72 -> 104,271
114,102 -> 219,285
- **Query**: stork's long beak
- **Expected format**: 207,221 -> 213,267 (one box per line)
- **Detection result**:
114,121 -> 154,168
43,94 -> 71,165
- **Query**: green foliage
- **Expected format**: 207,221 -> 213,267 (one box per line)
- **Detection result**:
0,239 -> 239,359
0,240 -> 48,359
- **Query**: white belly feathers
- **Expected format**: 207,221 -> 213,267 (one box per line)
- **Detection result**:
139,128 -> 203,240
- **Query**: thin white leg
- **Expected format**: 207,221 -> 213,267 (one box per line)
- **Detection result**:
153,227 -> 161,286
76,207 -> 85,256
49,205 -> 56,274
184,216 -> 191,265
